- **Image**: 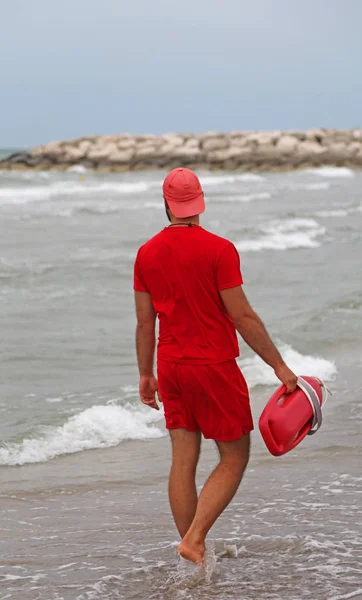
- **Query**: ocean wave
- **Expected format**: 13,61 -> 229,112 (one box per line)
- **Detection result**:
68,194 -> 271,216
235,218 -> 326,252
199,173 -> 265,186
239,192 -> 271,202
82,200 -> 164,212
0,186 -> 54,204
328,589 -> 362,600
67,165 -> 88,174
0,257 -> 55,280
0,173 -> 265,207
308,167 -> 355,178
44,201 -> 164,217
297,182 -> 331,191
332,295 -> 362,314
315,209 -> 349,218
72,246 -> 133,263
208,191 -> 271,204
37,192 -> 271,218
239,343 -> 337,389
315,203 -> 362,218
0,169 -> 50,181
0,181 -> 158,205
0,403 -> 165,466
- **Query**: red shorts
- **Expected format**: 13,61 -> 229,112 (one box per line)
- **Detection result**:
157,359 -> 253,442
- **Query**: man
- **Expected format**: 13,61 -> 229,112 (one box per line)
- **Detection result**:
133,167 -> 297,565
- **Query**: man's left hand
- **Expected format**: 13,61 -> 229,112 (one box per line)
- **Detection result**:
139,376 -> 161,410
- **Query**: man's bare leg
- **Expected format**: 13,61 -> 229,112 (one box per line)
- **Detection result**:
169,428 -> 202,538
178,433 -> 250,564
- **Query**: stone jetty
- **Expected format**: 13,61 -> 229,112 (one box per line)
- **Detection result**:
1,129 -> 362,172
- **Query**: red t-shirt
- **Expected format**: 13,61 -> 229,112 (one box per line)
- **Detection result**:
133,225 -> 243,364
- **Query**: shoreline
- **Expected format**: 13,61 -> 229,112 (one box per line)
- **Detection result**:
1,128 -> 362,173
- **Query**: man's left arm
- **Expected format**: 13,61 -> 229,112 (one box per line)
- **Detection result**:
134,290 -> 160,410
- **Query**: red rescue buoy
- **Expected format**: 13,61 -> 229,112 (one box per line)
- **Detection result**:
259,376 -> 330,456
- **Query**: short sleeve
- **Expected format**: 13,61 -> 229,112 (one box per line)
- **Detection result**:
216,243 -> 243,290
133,251 -> 148,292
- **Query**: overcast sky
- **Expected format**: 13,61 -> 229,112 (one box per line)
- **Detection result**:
1,0 -> 361,147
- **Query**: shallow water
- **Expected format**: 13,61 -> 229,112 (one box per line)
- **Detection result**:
0,165 -> 361,599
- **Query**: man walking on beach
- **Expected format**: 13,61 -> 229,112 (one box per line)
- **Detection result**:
133,168 -> 297,564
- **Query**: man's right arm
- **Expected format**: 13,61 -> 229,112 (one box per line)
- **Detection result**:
220,286 -> 297,393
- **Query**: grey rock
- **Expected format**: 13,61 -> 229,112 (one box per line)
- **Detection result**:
62,146 -> 88,162
247,131 -> 281,145
117,139 -> 137,150
184,138 -> 200,149
305,128 -> 327,142
134,145 -> 159,158
355,149 -> 362,165
161,134 -> 184,147
322,131 -> 354,146
276,135 -> 300,153
347,142 -> 362,155
107,149 -> 135,164
4,152 -> 30,164
168,146 -> 204,162
87,144 -> 117,162
297,141 -> 326,155
202,137 -> 229,152
253,144 -> 283,164
207,146 -> 251,164
229,133 -> 249,146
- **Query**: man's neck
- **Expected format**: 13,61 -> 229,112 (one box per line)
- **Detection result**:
169,217 -> 200,227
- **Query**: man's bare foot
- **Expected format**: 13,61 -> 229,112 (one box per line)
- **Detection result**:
177,538 -> 205,565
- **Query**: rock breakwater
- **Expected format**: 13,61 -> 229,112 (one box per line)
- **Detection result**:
1,129 -> 362,172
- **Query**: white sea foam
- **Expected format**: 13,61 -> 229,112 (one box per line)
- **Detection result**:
143,201 -> 164,209
315,203 -> 362,218
239,192 -> 271,202
235,218 -> 326,252
308,167 -> 355,178
239,343 -> 337,388
0,186 -> 54,204
0,403 -> 165,466
66,165 -> 88,174
165,540 -> 216,590
0,256 -> 54,279
328,589 -> 362,600
298,182 -> 331,191
211,191 -> 271,203
45,397 -> 64,403
33,199 -> 164,217
199,173 -> 265,186
0,181 -> 157,205
315,209 -> 349,218
0,169 -> 50,181
2,574 -> 45,582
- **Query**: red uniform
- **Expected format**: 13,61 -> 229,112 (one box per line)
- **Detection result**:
134,225 -> 253,441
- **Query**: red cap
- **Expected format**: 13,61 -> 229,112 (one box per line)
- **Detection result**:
162,168 -> 205,218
